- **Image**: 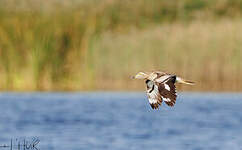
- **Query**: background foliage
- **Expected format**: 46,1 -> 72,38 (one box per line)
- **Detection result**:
0,0 -> 241,91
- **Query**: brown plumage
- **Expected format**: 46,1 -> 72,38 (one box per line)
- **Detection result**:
133,71 -> 194,109
158,76 -> 177,107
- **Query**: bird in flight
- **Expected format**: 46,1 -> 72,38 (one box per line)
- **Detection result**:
133,71 -> 194,109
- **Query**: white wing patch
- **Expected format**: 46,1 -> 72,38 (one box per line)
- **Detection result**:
162,96 -> 171,102
164,84 -> 170,91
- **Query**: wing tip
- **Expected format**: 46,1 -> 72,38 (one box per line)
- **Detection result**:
150,103 -> 160,109
165,101 -> 175,107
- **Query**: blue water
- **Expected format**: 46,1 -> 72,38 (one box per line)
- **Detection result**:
0,92 -> 242,150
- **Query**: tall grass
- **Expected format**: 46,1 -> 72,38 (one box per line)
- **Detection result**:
0,0 -> 241,91
92,20 -> 242,91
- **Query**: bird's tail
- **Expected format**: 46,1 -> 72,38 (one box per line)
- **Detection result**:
176,77 -> 195,85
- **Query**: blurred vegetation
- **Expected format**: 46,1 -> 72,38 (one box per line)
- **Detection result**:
0,0 -> 241,91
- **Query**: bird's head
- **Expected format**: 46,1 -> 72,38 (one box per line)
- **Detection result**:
132,72 -> 149,80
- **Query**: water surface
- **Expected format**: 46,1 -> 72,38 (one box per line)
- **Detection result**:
0,92 -> 241,150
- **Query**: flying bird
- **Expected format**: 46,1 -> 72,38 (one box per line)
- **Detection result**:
133,71 -> 194,109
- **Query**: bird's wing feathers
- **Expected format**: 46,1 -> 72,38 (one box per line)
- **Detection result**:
147,83 -> 162,109
146,74 -> 177,109
154,72 -> 172,83
158,75 -> 177,107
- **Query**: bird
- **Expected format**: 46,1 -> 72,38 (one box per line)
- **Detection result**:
133,71 -> 194,109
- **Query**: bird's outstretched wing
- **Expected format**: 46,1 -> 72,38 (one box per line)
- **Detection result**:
157,75 -> 177,107
146,80 -> 162,109
146,75 -> 177,109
